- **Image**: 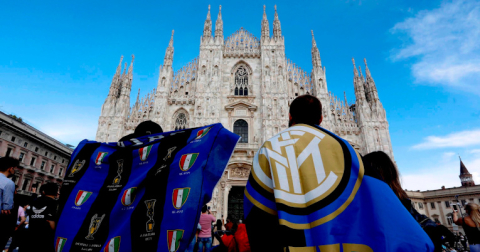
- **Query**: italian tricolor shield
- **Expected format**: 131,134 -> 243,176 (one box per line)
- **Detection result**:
75,190 -> 92,206
55,237 -> 67,252
139,145 -> 153,161
196,127 -> 211,139
104,236 -> 120,252
95,152 -> 108,165
121,187 -> 137,206
167,230 -> 184,252
179,153 -> 198,171
172,188 -> 190,209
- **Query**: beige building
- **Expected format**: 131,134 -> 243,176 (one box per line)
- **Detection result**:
406,159 -> 478,233
0,111 -> 73,195
95,5 -> 394,220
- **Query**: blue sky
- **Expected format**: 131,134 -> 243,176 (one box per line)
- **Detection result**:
1,0 -> 480,190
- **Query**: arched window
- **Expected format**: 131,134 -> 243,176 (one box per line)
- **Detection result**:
234,119 -> 248,143
234,66 -> 248,96
175,113 -> 188,130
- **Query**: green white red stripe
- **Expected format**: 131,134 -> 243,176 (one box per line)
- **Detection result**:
95,152 -> 108,165
104,236 -> 120,252
139,145 -> 153,161
75,190 -> 92,206
167,230 -> 183,252
196,127 -> 211,139
172,188 -> 190,209
55,237 -> 67,252
179,153 -> 198,171
121,187 -> 137,206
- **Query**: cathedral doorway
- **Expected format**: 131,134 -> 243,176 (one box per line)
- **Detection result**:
227,186 -> 245,222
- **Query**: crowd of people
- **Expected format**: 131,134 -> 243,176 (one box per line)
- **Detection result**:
1,94 -> 480,251
1,156 -> 60,252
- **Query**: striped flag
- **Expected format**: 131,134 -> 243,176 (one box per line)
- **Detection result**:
139,145 -> 153,161
95,152 -> 108,165
179,153 -> 198,171
104,236 -> 120,252
121,187 -> 137,206
196,127 -> 211,139
55,237 -> 67,252
75,190 -> 92,206
167,230 -> 184,252
172,188 -> 190,209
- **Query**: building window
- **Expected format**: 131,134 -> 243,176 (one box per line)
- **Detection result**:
54,155 -> 57,160
6,148 -> 13,157
34,147 -> 39,152
30,157 -> 37,166
430,202 -> 436,209
18,153 -> 25,163
234,66 -> 249,96
445,201 -> 451,208
447,216 -> 453,225
434,218 -> 440,224
412,202 -> 416,209
62,159 -> 65,164
234,119 -> 248,143
50,165 -> 55,173
59,167 -> 64,177
45,151 -> 48,156
11,136 -> 16,142
418,203 -> 424,209
0,130 -> 2,136
461,199 -> 467,206
23,142 -> 28,148
22,178 -> 31,191
40,161 -> 46,170
174,113 -> 188,130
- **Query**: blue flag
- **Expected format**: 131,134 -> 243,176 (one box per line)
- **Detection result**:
55,124 -> 239,252
244,124 -> 434,251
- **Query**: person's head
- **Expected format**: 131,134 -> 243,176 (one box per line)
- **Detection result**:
216,219 -> 222,229
363,151 -> 408,201
134,120 -> 163,136
40,182 -> 59,198
465,203 -> 480,228
289,95 -> 323,127
201,205 -> 208,213
0,157 -> 19,177
226,218 -> 231,223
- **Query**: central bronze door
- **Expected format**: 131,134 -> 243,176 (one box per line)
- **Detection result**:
227,186 -> 245,222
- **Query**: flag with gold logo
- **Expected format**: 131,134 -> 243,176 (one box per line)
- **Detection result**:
244,124 -> 434,251
55,123 -> 239,252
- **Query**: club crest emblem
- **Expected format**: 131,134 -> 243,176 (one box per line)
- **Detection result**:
85,214 -> 105,240
113,159 -> 123,185
163,147 -> 177,161
95,152 -> 108,165
172,188 -> 190,209
167,230 -> 184,252
75,190 -> 93,206
145,199 -> 156,232
104,236 -> 121,252
195,127 -> 211,140
179,153 -> 198,171
121,187 -> 137,206
68,159 -> 86,177
139,145 -> 153,161
55,237 -> 67,252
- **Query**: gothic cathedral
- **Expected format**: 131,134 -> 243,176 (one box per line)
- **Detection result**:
95,5 -> 394,220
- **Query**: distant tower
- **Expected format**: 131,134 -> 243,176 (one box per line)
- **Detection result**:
459,156 -> 475,187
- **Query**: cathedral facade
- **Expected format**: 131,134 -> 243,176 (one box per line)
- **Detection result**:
95,5 -> 393,220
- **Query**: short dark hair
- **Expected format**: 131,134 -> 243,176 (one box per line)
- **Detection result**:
40,182 -> 59,196
0,157 -> 20,172
202,205 -> 208,213
289,95 -> 322,126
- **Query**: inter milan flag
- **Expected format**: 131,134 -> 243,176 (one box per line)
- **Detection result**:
55,123 -> 239,252
244,124 -> 434,251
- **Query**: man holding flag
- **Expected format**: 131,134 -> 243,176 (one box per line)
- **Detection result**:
244,95 -> 434,251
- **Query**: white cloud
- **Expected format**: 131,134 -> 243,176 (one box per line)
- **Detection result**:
470,149 -> 480,154
442,152 -> 456,160
401,156 -> 480,190
391,0 -> 480,94
412,129 -> 480,149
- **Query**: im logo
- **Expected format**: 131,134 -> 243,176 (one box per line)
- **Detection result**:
251,124 -> 364,229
